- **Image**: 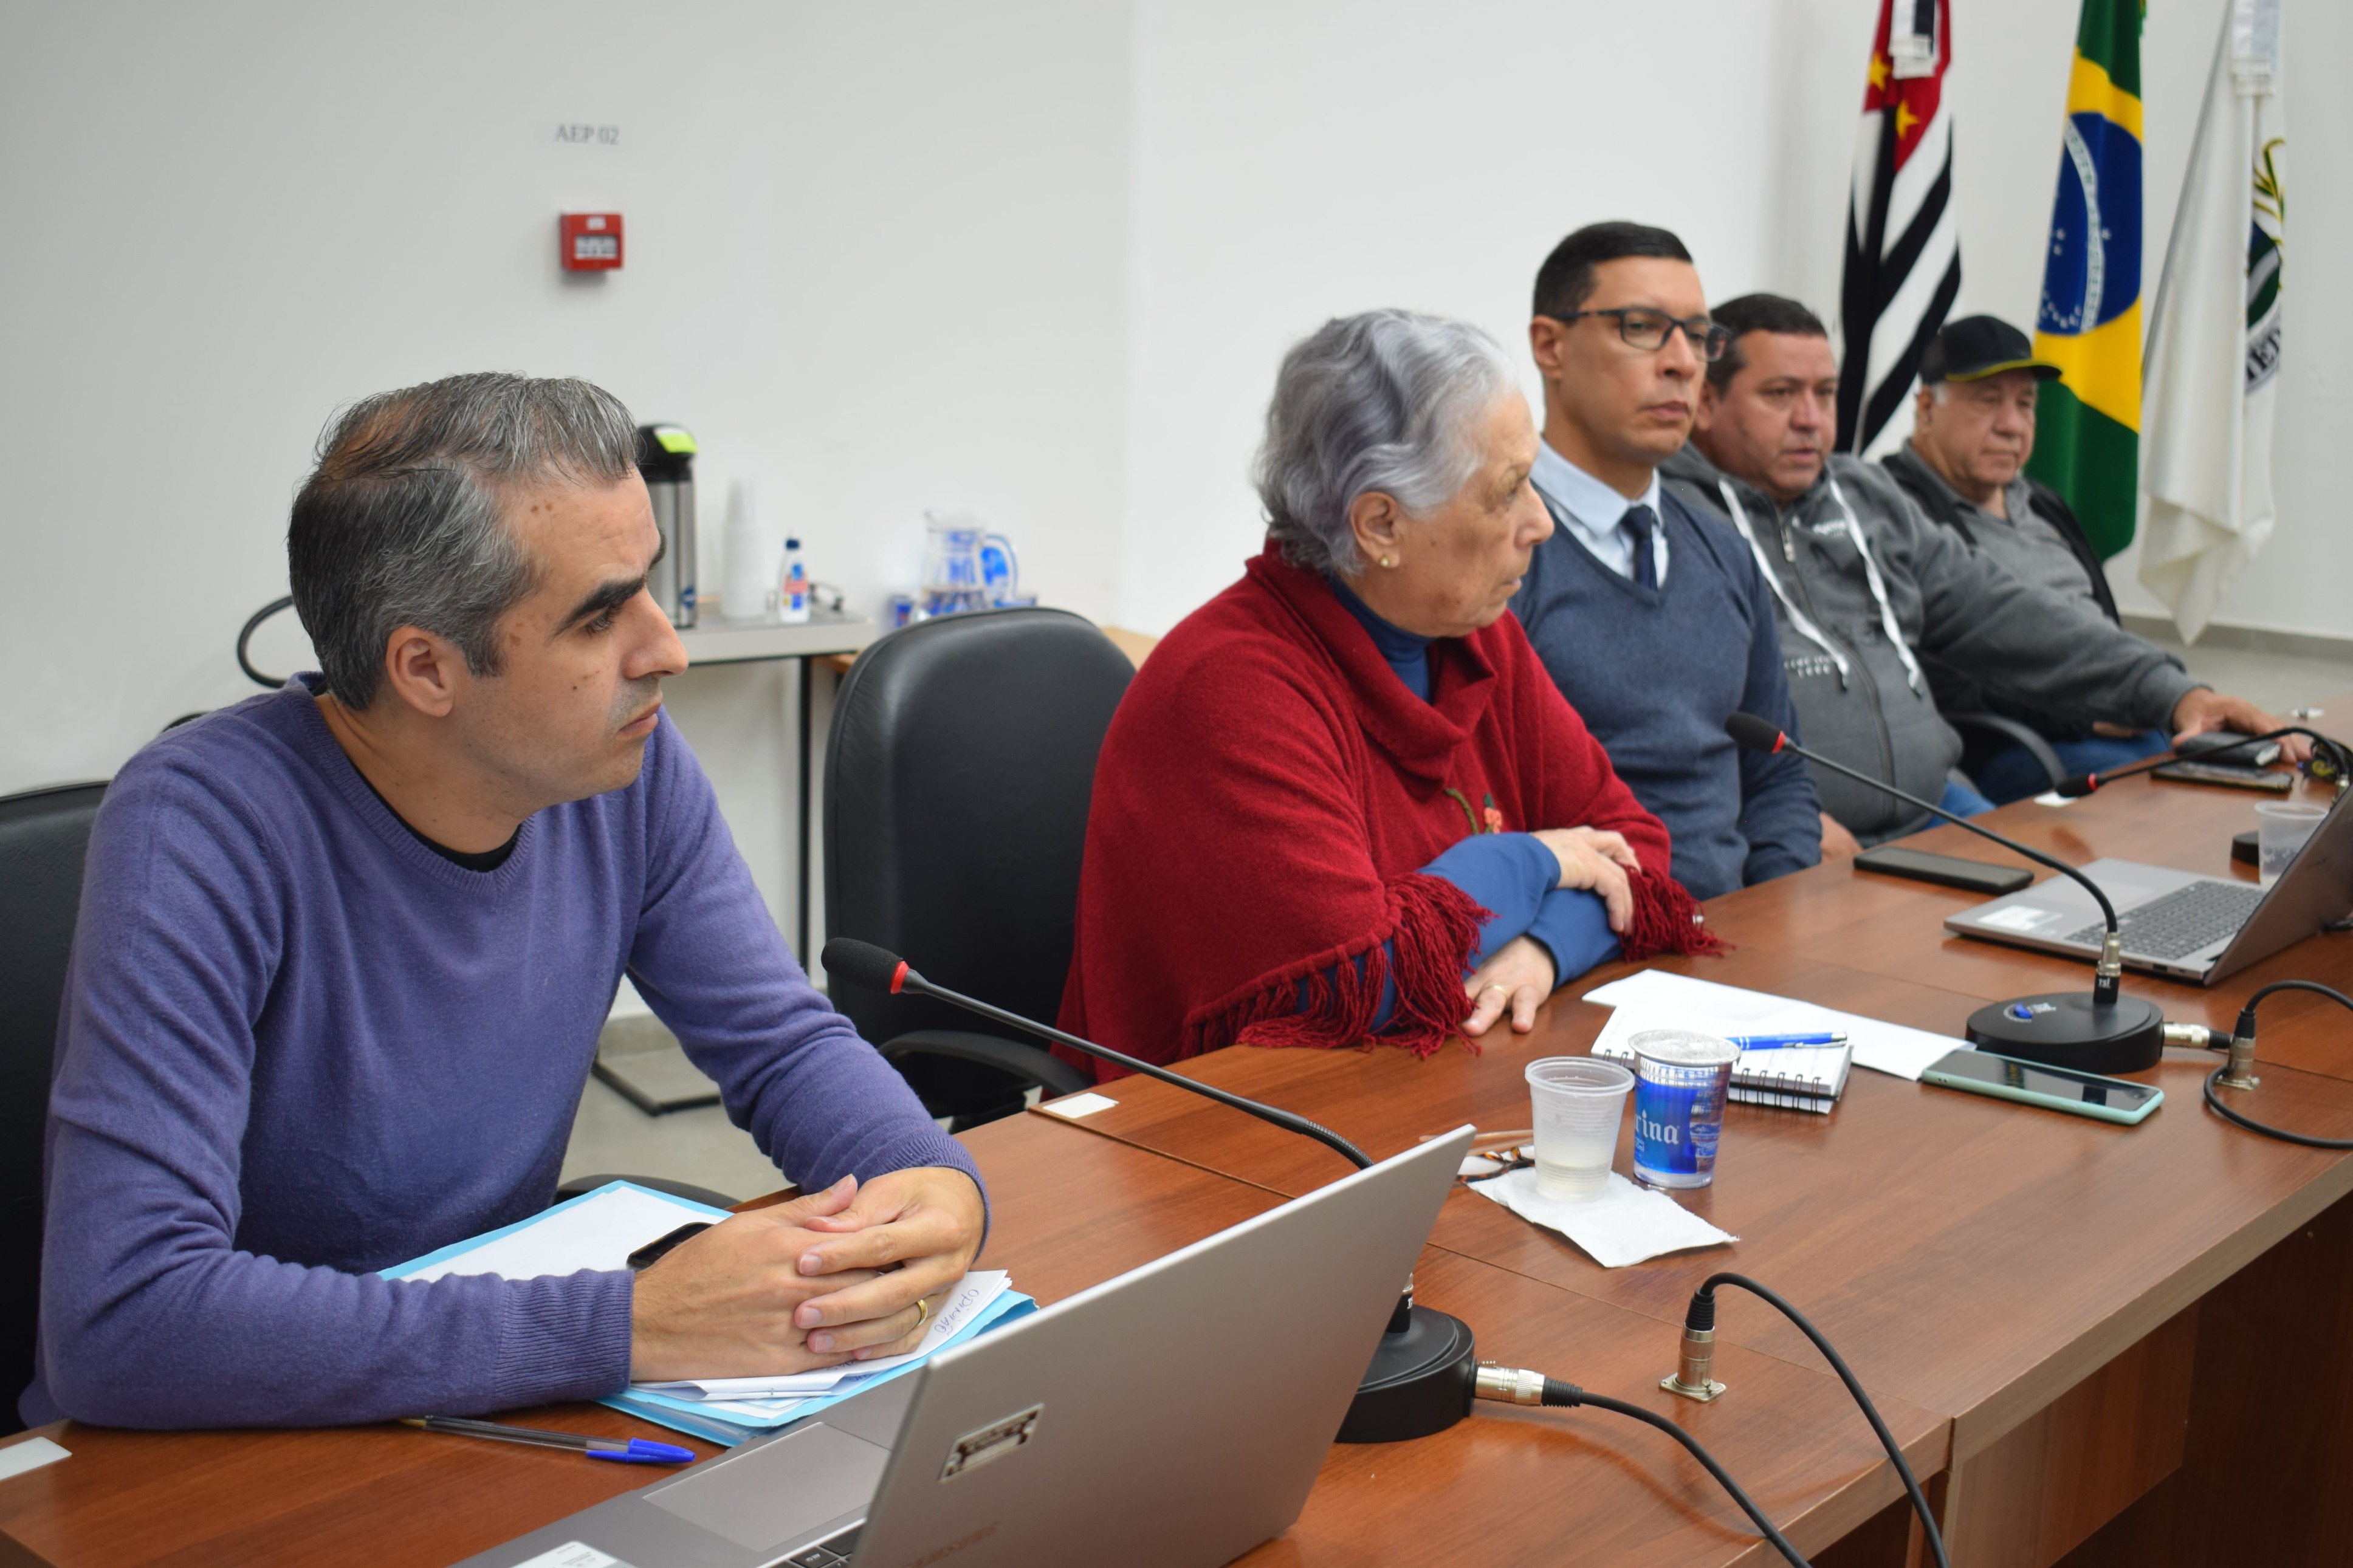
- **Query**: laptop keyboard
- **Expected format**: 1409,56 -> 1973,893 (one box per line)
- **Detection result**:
2063,880 -> 2266,960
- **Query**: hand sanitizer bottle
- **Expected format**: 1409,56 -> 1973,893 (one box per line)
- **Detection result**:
778,538 -> 811,624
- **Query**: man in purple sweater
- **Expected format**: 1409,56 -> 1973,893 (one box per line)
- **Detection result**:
26,373 -> 985,1430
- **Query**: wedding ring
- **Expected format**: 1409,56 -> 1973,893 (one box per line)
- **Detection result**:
1481,984 -> 1509,999
915,1296 -> 932,1327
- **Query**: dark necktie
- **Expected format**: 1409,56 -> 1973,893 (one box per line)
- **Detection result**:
1620,504 -> 1660,589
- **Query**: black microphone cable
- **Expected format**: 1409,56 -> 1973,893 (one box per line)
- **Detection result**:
1663,1276 -> 1948,1568
1470,1365 -> 1812,1567
2165,981 -> 2353,1149
238,595 -> 298,688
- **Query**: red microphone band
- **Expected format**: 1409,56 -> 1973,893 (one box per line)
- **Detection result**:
888,960 -> 909,995
1769,733 -> 1787,756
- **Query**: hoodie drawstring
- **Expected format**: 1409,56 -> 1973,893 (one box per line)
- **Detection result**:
1716,480 -> 1852,689
1827,476 -> 1927,696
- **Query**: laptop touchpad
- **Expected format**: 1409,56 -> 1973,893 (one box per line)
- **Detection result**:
647,1423 -> 889,1550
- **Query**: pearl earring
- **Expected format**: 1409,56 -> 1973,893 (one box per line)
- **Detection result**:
1379,555 -> 1396,568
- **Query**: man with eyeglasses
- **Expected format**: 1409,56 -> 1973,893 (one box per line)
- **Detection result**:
1508,222 -> 1827,901
1659,292 -> 2299,844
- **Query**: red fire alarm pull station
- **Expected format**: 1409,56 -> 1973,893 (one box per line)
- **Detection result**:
560,213 -> 624,271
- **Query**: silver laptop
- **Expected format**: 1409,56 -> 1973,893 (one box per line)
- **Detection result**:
1943,787 -> 2353,984
461,1126 -> 1476,1568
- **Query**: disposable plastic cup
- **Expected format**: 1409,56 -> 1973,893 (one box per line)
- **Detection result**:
1629,1029 -> 1741,1191
2256,802 -> 2328,888
1524,1056 -> 1635,1201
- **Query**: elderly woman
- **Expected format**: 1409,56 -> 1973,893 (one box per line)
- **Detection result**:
1058,310 -> 1719,1075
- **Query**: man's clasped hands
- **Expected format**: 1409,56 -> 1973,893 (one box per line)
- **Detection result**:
629,1166 -> 986,1382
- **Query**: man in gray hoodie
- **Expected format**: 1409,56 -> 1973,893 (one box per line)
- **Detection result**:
1662,293 -> 2295,843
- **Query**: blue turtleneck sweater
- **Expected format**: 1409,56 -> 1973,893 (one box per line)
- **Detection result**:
1326,580 -> 1618,1004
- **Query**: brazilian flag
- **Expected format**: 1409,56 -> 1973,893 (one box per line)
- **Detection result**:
2026,0 -> 2143,558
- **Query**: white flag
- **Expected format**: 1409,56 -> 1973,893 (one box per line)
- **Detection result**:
2138,0 -> 2285,642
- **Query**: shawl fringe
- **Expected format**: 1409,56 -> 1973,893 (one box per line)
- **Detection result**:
1184,873 -> 1487,1063
1619,868 -> 1729,962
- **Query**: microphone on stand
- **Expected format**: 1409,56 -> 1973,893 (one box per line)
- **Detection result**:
822,937 -> 1480,1443
1725,713 -> 2164,1072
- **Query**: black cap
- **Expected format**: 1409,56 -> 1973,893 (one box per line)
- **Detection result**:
1918,315 -> 2061,385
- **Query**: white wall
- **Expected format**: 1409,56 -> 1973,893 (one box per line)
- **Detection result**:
0,0 -> 1129,926
1117,0 -> 1803,634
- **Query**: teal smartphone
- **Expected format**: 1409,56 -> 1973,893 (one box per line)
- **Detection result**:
1922,1049 -> 2163,1125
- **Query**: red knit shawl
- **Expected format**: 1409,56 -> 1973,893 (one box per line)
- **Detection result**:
1057,546 -> 1719,1080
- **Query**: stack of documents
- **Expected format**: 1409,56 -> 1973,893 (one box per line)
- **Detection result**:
616,1271 -> 1033,1445
384,1181 -> 1034,1448
1581,970 -> 1965,1091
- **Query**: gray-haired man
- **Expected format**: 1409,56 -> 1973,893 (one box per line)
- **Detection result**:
32,373 -> 984,1431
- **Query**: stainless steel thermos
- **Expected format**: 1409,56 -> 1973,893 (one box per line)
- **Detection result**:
636,423 -> 698,628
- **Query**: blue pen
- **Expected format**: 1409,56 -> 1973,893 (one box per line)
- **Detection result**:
402,1414 -> 695,1464
1724,1031 -> 1849,1051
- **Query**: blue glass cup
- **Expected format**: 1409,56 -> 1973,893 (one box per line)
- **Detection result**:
1629,1029 -> 1740,1190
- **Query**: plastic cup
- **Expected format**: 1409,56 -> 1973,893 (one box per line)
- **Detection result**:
1629,1029 -> 1741,1191
2256,802 -> 2328,888
1524,1056 -> 1635,1201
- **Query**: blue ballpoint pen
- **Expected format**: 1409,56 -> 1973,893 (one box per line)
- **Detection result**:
1724,1031 -> 1849,1051
401,1415 -> 696,1464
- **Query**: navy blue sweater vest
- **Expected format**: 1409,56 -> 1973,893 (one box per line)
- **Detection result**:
1509,485 -> 1820,900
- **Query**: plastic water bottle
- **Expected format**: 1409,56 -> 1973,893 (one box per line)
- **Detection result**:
778,538 -> 811,624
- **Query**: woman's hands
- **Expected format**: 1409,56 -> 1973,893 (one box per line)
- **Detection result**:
1462,935 -> 1556,1038
1532,827 -> 1641,933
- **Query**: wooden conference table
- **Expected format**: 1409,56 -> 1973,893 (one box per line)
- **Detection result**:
4,758 -> 2351,1567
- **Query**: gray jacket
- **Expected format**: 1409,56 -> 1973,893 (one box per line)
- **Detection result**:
1661,446 -> 2200,840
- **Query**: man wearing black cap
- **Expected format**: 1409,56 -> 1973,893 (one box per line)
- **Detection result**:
1881,315 -> 2154,801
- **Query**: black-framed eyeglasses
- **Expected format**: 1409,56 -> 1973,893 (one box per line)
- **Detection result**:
1548,308 -> 1732,362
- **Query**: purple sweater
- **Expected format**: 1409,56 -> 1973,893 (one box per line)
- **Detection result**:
24,678 -> 980,1430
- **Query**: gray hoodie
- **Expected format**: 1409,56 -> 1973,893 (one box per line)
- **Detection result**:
1661,446 -> 2199,840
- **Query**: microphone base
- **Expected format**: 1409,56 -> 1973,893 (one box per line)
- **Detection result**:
1965,991 -> 2165,1075
1335,1306 -> 1477,1443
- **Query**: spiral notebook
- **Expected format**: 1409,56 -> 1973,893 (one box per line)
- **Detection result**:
1589,1005 -> 1853,1114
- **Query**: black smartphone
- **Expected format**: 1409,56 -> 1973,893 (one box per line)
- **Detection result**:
1852,845 -> 2034,894
2151,760 -> 2294,792
2176,732 -> 2283,767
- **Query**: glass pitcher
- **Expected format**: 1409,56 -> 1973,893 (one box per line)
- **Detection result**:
921,512 -> 1017,617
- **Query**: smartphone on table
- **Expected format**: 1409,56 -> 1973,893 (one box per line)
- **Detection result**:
1853,846 -> 2034,895
1922,1049 -> 2163,1125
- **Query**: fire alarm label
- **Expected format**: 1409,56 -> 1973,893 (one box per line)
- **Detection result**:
560,213 -> 624,271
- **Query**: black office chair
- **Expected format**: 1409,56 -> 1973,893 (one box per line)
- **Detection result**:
1948,711 -> 2069,796
825,608 -> 1128,1129
0,781 -> 109,1435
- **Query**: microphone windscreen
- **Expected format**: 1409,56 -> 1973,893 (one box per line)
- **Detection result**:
821,938 -> 905,993
2055,775 -> 2099,798
1725,712 -> 1785,754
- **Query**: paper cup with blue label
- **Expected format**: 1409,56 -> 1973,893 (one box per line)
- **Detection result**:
1630,1029 -> 1740,1190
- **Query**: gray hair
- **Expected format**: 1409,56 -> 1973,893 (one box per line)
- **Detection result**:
287,372 -> 640,709
1254,310 -> 1519,577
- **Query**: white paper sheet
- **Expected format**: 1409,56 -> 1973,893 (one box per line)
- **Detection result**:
397,1185 -> 720,1283
1581,969 -> 1963,1081
0,1437 -> 69,1483
1467,1167 -> 1736,1268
